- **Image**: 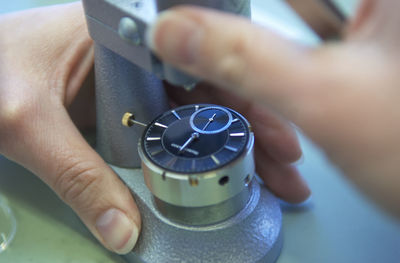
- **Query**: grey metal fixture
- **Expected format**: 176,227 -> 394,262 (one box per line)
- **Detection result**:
82,1 -> 282,262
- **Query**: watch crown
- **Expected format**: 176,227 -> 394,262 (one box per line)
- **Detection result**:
122,112 -> 134,127
122,112 -> 147,128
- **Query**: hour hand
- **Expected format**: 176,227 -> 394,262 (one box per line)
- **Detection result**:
178,132 -> 199,154
171,143 -> 199,156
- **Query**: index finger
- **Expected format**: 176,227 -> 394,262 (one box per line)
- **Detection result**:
147,7 -> 318,119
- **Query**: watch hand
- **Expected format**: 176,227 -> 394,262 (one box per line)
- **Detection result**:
171,143 -> 199,156
179,132 -> 199,154
202,113 -> 217,131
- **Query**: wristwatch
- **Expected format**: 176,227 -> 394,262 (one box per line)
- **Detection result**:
138,104 -> 255,208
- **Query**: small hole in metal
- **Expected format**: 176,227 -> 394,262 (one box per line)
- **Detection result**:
219,176 -> 229,186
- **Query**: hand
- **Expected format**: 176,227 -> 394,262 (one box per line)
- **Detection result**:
148,1 -> 400,217
0,3 -> 308,257
0,3 -> 139,254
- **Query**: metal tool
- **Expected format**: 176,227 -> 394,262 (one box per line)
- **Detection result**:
82,1 -> 282,262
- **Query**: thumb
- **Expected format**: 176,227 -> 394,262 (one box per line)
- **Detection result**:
1,102 -> 140,255
0,2 -> 140,255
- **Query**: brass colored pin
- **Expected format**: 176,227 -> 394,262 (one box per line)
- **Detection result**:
122,112 -> 147,127
189,176 -> 199,187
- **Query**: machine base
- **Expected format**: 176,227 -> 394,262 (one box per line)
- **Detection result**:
113,166 -> 283,263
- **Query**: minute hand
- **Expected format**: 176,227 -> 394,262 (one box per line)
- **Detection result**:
202,113 -> 217,131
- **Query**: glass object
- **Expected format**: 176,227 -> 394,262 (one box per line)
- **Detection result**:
0,194 -> 17,253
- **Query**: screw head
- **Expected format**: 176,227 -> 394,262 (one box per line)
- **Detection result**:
189,176 -> 199,187
118,17 -> 141,46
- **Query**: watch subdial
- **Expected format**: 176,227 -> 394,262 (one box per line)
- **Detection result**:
190,106 -> 233,134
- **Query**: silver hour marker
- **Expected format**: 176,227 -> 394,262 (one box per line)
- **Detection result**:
147,137 -> 161,141
172,110 -> 181,120
166,157 -> 178,168
230,133 -> 245,137
211,155 -> 220,165
232,118 -> 239,123
155,122 -> 168,129
224,145 -> 238,152
151,149 -> 164,156
191,159 -> 196,170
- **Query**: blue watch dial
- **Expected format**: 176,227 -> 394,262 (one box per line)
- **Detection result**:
142,104 -> 250,174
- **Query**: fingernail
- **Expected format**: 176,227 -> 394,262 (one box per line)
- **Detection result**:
146,11 -> 204,64
96,208 -> 139,255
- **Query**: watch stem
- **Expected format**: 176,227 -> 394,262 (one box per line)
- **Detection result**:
122,112 -> 147,128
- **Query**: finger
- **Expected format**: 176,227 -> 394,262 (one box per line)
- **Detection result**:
347,0 -> 375,37
147,7 -> 319,120
148,7 -> 391,157
246,103 -> 302,164
255,146 -> 311,204
1,101 -> 140,255
348,0 -> 400,47
166,83 -> 302,163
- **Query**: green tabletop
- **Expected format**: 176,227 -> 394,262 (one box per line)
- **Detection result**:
0,157 -> 124,263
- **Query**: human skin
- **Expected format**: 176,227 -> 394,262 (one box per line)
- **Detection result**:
147,0 -> 400,217
0,2 -> 308,254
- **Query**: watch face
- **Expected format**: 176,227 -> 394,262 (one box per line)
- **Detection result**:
141,104 -> 251,174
